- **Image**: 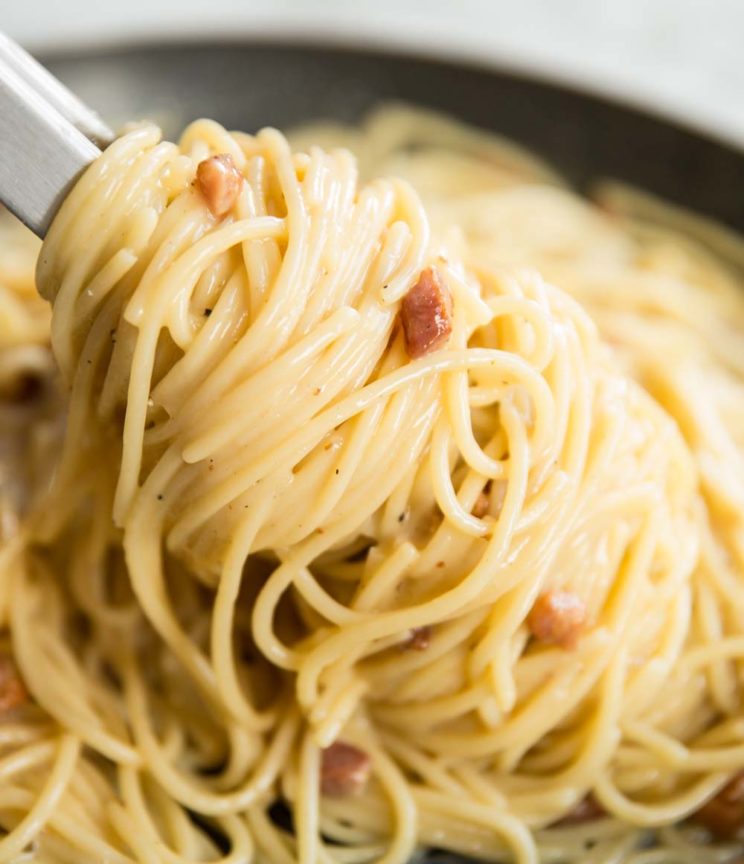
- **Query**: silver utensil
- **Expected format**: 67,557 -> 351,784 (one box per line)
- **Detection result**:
0,32 -> 113,237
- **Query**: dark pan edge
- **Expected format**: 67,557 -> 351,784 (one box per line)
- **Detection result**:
40,39 -> 744,232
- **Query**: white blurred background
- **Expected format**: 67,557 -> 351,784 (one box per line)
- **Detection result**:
6,0 -> 744,145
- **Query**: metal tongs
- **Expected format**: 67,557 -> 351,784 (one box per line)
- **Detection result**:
0,32 -> 113,237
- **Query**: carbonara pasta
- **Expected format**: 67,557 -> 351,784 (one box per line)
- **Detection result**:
1,105 -> 744,863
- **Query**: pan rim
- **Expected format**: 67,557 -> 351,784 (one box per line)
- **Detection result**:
34,29 -> 744,155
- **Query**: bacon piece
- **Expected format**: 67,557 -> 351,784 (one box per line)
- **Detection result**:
527,590 -> 586,649
401,267 -> 453,358
196,154 -> 243,217
320,741 -> 371,797
694,772 -> 744,838
554,794 -> 604,826
0,655 -> 27,713
402,626 -> 431,651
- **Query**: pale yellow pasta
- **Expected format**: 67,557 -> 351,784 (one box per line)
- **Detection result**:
0,105 -> 743,863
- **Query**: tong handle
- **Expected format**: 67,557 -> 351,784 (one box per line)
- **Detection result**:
0,32 -> 113,237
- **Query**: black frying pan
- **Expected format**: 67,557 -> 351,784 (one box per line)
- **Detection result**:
38,40 -> 744,863
43,41 -> 744,233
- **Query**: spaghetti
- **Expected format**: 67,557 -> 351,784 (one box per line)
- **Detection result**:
0,105 -> 744,863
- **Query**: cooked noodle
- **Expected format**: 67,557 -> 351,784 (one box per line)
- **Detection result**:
1,105 -> 744,863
